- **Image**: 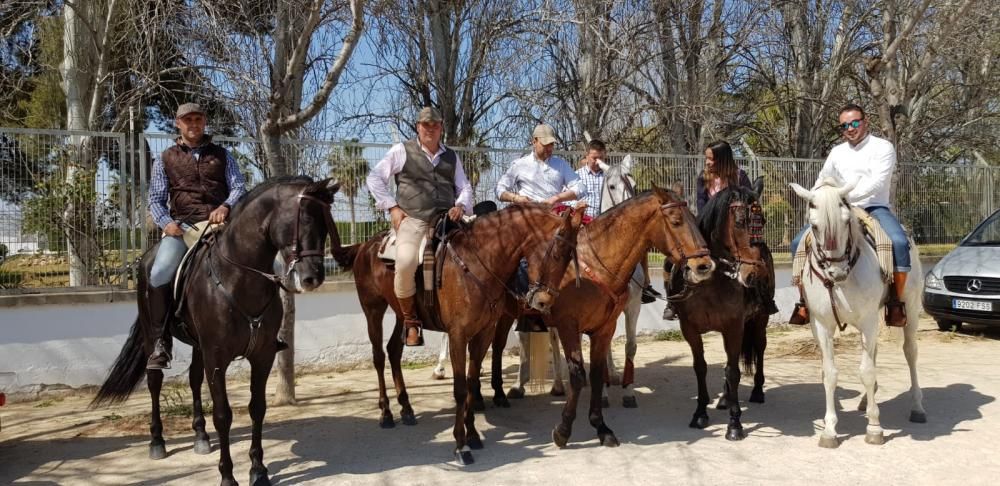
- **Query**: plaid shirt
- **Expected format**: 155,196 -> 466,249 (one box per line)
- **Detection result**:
149,143 -> 246,230
574,166 -> 605,218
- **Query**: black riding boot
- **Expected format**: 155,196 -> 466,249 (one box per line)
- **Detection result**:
146,284 -> 174,370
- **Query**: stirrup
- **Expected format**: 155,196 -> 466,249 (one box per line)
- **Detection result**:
788,302 -> 810,325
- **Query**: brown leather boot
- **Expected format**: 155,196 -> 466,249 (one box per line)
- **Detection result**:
398,296 -> 424,346
788,285 -> 810,325
885,272 -> 908,327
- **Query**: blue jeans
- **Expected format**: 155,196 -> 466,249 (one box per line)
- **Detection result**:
790,206 -> 910,272
150,235 -> 187,287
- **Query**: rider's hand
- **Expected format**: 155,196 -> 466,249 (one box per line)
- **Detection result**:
543,195 -> 560,206
390,206 -> 407,231
208,205 -> 229,224
164,222 -> 184,237
512,194 -> 531,204
447,204 -> 465,222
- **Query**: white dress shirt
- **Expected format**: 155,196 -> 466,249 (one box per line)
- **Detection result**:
366,141 -> 474,215
813,134 -> 896,209
495,153 -> 586,202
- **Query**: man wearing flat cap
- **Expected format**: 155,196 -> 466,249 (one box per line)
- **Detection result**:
145,102 -> 248,369
367,106 -> 473,346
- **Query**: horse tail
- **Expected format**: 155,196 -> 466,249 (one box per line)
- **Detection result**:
90,317 -> 148,408
741,315 -> 763,377
332,243 -> 360,271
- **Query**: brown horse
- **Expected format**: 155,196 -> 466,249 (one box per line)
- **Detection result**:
92,176 -> 340,486
332,203 -> 585,465
668,181 -> 772,441
489,187 -> 715,448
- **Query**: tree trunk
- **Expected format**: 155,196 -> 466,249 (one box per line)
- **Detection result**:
62,1 -> 94,286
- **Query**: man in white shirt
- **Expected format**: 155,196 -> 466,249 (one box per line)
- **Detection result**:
366,107 -> 473,346
788,103 -> 910,327
496,124 -> 584,398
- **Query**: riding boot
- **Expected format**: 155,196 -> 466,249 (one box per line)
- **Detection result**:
641,285 -> 662,304
146,284 -> 174,370
885,271 -> 908,327
398,296 -> 424,346
788,285 -> 810,325
662,302 -> 678,320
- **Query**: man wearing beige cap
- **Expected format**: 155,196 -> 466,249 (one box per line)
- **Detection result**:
367,106 -> 473,346
146,102 -> 247,369
496,123 -> 585,398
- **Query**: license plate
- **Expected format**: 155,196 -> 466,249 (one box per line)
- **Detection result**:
952,299 -> 992,312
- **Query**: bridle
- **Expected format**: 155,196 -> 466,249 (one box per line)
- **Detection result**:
804,198 -> 861,331
717,200 -> 767,281
660,200 -> 711,264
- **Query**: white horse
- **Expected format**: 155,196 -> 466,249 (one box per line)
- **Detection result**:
790,178 -> 926,449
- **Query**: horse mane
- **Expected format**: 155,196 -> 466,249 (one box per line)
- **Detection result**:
229,175 -> 315,220
697,185 -> 759,251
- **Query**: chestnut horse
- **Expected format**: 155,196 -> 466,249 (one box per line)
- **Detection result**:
92,177 -> 340,486
489,187 -> 715,448
668,181 -> 772,441
332,203 -> 585,465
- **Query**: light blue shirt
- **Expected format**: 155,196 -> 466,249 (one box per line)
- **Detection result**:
496,153 -> 586,202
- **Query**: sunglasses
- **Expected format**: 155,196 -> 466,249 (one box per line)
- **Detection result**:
839,119 -> 863,131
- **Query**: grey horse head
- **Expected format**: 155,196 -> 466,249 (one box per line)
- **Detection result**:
600,154 -> 638,214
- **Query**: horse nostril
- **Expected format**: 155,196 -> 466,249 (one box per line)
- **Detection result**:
697,263 -> 711,273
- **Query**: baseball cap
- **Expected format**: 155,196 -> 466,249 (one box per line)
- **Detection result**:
532,124 -> 557,145
417,107 -> 443,123
176,103 -> 204,119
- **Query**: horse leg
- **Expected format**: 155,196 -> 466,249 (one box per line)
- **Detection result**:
147,369 -> 167,460
859,320 -> 884,445
387,318 -> 417,425
508,330 -> 530,399
812,321 -> 840,448
432,333 -> 448,380
903,298 -> 927,423
622,292 -> 640,409
683,326 -> 710,429
549,328 -> 566,396
248,354 -> 276,486
449,331 -> 474,465
490,315 -> 515,407
205,358 -> 237,485
366,306 -> 395,428
466,328 -> 493,450
721,330 -> 745,441
588,330 -> 620,447
749,314 -> 768,404
190,349 -> 212,455
552,327 -> 585,448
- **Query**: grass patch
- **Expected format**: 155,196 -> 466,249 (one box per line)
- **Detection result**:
34,399 -> 60,408
653,330 -> 684,342
160,388 -> 212,418
103,413 -> 123,422
401,360 -> 434,370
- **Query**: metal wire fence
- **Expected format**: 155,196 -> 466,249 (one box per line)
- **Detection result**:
2,127 -> 998,292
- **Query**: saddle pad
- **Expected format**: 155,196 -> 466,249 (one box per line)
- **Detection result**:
377,228 -> 428,265
791,207 -> 894,286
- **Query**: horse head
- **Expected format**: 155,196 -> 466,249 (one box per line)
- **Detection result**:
600,154 -> 638,211
790,177 -> 858,283
522,203 -> 586,313
266,177 -> 341,292
650,185 -> 715,284
702,179 -> 769,287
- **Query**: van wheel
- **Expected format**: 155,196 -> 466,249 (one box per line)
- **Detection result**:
936,319 -> 962,332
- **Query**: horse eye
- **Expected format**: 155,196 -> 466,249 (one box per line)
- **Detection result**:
609,185 -> 616,189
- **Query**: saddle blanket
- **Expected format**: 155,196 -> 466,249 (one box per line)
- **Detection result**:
791,207 -> 893,286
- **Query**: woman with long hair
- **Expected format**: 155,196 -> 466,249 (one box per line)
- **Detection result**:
696,140 -> 751,212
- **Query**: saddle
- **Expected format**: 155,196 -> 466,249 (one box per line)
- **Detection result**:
168,222 -> 221,346
791,207 -> 895,287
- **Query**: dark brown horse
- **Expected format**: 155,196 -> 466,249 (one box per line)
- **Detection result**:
332,203 -> 585,465
92,176 -> 340,486
488,187 -> 715,448
668,181 -> 772,441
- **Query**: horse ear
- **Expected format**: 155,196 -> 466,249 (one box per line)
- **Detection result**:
838,177 -> 859,198
621,154 -> 634,173
752,176 -> 765,198
789,183 -> 814,201
308,177 -> 341,198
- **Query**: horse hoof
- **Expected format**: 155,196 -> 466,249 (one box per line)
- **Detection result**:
552,426 -> 570,449
250,469 -> 271,486
473,399 -> 486,412
622,396 -> 638,408
726,427 -> 745,441
818,435 -> 840,449
379,415 -> 396,429
455,449 -> 475,466
431,371 -> 446,380
749,390 -> 765,404
689,415 -> 709,429
909,410 -> 927,423
507,387 -> 525,399
550,386 -> 566,397
601,396 -> 610,408
600,434 -> 620,447
865,431 -> 885,445
149,441 -> 167,460
193,438 -> 212,455
467,434 -> 484,450
493,395 -> 511,408
401,412 -> 418,426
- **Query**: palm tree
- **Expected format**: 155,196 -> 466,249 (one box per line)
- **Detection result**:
328,140 -> 369,244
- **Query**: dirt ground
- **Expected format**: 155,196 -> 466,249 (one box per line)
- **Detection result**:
2,317 -> 999,485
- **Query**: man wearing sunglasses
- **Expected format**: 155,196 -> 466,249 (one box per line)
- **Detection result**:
788,103 -> 911,327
